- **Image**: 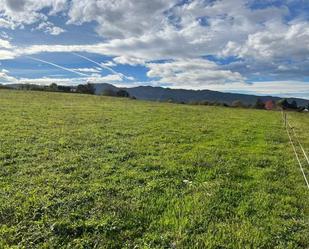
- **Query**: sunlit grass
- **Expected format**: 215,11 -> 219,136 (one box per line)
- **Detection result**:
0,90 -> 308,248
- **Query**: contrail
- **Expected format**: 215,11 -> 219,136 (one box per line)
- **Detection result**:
27,56 -> 89,77
72,53 -> 124,78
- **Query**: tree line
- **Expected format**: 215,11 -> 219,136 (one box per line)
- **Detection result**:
1,83 -> 308,111
187,98 -> 308,111
2,83 -> 132,99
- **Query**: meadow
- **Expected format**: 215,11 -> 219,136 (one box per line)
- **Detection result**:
0,90 -> 308,248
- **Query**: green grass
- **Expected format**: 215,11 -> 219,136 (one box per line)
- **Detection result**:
0,90 -> 308,248
288,112 -> 309,152
287,112 -> 309,184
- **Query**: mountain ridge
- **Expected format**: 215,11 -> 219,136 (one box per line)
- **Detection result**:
3,82 -> 308,106
92,83 -> 309,106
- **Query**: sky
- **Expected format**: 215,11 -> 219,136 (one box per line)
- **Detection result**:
0,0 -> 309,99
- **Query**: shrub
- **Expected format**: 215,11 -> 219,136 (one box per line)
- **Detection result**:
277,99 -> 298,110
290,100 -> 298,109
277,99 -> 289,109
116,90 -> 130,97
254,98 -> 265,109
231,100 -> 245,108
49,83 -> 58,91
76,83 -> 95,94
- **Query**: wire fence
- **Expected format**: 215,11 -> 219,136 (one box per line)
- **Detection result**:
282,111 -> 309,190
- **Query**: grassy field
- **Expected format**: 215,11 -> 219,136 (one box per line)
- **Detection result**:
0,90 -> 308,249
287,112 -> 309,184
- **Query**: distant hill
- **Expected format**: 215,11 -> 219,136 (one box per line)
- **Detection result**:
93,83 -> 119,94
3,82 -> 308,106
92,83 -> 309,106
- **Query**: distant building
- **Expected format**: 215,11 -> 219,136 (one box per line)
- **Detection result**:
265,100 -> 275,110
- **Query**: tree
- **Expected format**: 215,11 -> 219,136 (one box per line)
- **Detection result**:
76,83 -> 95,94
101,89 -> 130,98
290,100 -> 298,109
116,89 -> 130,97
254,98 -> 265,109
265,100 -> 275,110
57,85 -> 72,92
231,100 -> 244,108
49,83 -> 58,91
277,99 -> 289,109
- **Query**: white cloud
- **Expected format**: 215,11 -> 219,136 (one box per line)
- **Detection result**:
67,0 -> 177,39
204,81 -> 309,99
87,74 -> 123,83
0,0 -> 308,92
0,71 -> 124,85
0,31 -> 11,40
238,22 -> 309,62
73,67 -> 101,73
146,59 -> 245,87
0,38 -> 12,49
1,66 -> 308,99
0,18 -> 13,28
17,77 -> 79,85
113,56 -> 145,66
100,61 -> 116,67
0,0 -> 68,31
0,69 -> 17,82
0,49 -> 15,60
1,0 -> 306,64
48,26 -> 65,35
35,21 -> 65,35
8,1 -> 303,65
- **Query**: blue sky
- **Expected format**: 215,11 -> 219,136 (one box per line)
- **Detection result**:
0,0 -> 308,99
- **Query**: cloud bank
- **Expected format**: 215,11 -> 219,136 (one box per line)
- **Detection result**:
0,0 -> 308,97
